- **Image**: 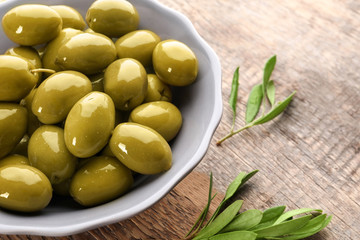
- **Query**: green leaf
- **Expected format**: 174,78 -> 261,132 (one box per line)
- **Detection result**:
209,231 -> 257,240
185,173 -> 215,237
240,170 -> 259,187
193,200 -> 243,240
225,170 -> 258,201
250,206 -> 286,231
291,214 -> 327,234
207,170 -> 258,226
266,80 -> 275,106
224,172 -> 247,201
229,67 -> 240,118
274,214 -> 331,240
254,215 -> 312,238
220,209 -> 263,233
262,55 -> 277,97
261,206 -> 286,224
278,215 -> 332,240
245,84 -> 264,124
274,208 -> 322,225
252,91 -> 296,126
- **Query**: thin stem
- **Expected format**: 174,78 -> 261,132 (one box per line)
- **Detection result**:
31,68 -> 56,74
216,124 -> 253,146
230,112 -> 236,133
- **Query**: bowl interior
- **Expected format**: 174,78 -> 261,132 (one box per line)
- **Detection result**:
0,0 -> 222,236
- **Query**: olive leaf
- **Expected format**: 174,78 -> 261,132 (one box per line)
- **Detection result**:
209,231 -> 257,240
262,55 -> 277,97
252,91 -> 296,126
193,200 -> 243,240
185,173 -> 216,238
229,67 -> 240,131
220,209 -> 263,233
207,170 -> 259,226
260,206 -> 286,223
278,215 -> 332,240
266,80 -> 276,106
249,206 -> 286,231
254,214 -> 312,238
185,171 -> 331,240
291,214 -> 327,235
216,55 -> 296,146
274,208 -> 322,225
245,84 -> 263,124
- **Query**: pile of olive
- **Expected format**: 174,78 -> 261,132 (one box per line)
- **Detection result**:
0,0 -> 198,212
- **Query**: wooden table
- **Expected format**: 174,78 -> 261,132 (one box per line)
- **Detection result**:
2,0 -> 359,239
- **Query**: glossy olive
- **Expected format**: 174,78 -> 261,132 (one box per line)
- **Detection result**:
104,58 -> 147,111
0,55 -> 38,102
70,156 -> 133,207
0,103 -> 27,159
20,88 -> 43,136
86,0 -> 139,38
64,92 -> 115,158
110,122 -> 172,174
42,28 -> 82,73
2,4 -> 62,46
144,74 -> 172,103
28,125 -> 77,184
0,154 -> 29,169
115,30 -> 160,67
50,5 -> 86,30
129,101 -> 182,142
56,32 -> 117,75
5,46 -> 42,83
89,73 -> 105,92
32,71 -> 92,124
0,165 -> 52,212
153,40 -> 198,86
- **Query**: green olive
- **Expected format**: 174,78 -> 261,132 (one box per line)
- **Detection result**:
28,125 -> 77,185
153,39 -> 198,86
42,28 -> 82,73
56,32 -> 117,75
0,55 -> 38,102
0,154 -> 29,168
115,30 -> 160,67
32,71 -> 92,124
129,101 -> 182,142
110,122 -> 172,174
1,4 -> 62,46
5,46 -> 42,83
89,72 -> 105,92
50,5 -> 86,30
0,165 -> 52,212
144,74 -> 172,103
70,156 -> 133,207
20,88 -> 43,136
104,58 -> 147,111
86,0 -> 139,38
0,103 -> 27,159
64,92 -> 115,158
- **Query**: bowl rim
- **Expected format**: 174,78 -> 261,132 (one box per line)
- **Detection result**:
0,0 -> 223,236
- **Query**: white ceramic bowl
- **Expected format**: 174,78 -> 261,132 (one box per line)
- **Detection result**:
0,0 -> 222,236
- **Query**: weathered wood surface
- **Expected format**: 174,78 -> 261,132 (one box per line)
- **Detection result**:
2,0 -> 360,239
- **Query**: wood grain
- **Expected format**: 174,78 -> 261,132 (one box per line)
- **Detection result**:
1,0 -> 360,239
